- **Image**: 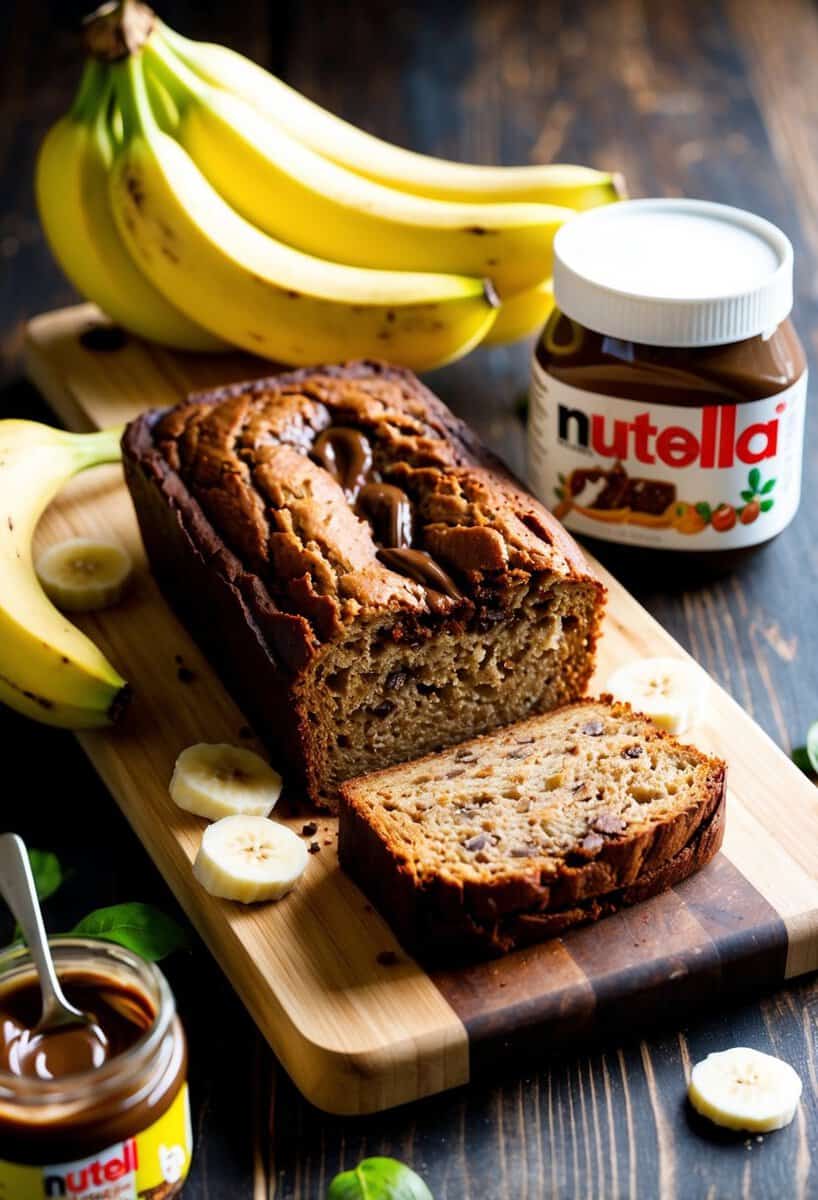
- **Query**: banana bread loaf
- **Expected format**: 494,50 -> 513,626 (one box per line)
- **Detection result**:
338,698 -> 726,954
122,361 -> 605,807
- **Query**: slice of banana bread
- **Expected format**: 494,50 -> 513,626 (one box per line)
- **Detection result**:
338,698 -> 726,955
123,361 -> 605,808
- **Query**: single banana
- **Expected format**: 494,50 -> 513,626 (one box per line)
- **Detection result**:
0,421 -> 128,728
35,59 -> 223,353
170,743 -> 282,821
108,56 -> 496,369
606,657 -> 709,735
160,24 -> 622,209
482,278 -> 554,347
36,537 -> 133,613
688,1048 -> 802,1132
144,39 -> 570,298
193,815 -> 308,903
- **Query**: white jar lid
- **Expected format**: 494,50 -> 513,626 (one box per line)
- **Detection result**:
553,198 -> 794,348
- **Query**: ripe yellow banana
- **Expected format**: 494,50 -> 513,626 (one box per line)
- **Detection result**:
143,38 -> 570,297
35,59 -> 223,354
482,278 -> 554,347
108,56 -> 496,369
0,421 -> 128,728
160,24 -> 622,209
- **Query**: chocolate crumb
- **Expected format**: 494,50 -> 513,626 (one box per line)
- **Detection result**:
308,842 -> 320,854
443,767 -> 466,779
514,736 -> 535,746
363,903 -> 373,913
301,822 -> 318,837
372,700 -> 395,718
174,654 -> 183,664
622,744 -> 644,758
376,950 -> 399,966
385,669 -> 410,691
176,665 -> 196,684
581,719 -> 605,736
455,748 -> 477,763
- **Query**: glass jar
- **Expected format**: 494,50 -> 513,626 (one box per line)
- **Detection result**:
528,199 -> 808,577
0,937 -> 191,1199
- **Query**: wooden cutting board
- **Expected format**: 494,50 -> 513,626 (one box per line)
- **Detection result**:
23,304 -> 818,1115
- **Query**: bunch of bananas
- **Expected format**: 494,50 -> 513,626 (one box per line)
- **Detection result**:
36,2 -> 621,369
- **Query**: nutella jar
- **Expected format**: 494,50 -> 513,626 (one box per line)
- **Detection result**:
528,199 -> 807,575
0,937 -> 191,1199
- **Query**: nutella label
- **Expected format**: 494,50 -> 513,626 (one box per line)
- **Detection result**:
0,1083 -> 191,1200
528,358 -> 807,549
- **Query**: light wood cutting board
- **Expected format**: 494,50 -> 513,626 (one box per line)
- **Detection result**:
22,303 -> 818,1115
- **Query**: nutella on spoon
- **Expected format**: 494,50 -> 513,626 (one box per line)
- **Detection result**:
528,199 -> 807,575
0,834 -> 191,1196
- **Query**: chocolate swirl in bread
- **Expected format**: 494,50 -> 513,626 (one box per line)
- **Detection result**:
122,361 -> 606,807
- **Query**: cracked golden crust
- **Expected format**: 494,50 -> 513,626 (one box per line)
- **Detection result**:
140,360 -> 601,643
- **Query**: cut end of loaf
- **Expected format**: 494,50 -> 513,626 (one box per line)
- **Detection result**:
303,576 -> 602,806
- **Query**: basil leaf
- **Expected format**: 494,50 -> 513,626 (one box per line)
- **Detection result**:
760,498 -> 774,513
11,850 -> 64,942
760,478 -> 776,494
72,903 -> 190,961
748,467 -> 761,490
327,1157 -> 433,1200
695,501 -> 712,521
807,722 -> 818,775
28,849 -> 63,904
740,490 -> 755,503
792,746 -> 814,777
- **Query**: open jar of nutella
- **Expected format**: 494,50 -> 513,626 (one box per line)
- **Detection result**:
528,199 -> 807,575
0,937 -> 191,1199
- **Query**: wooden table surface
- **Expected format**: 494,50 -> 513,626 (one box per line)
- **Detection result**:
2,0 -> 816,1196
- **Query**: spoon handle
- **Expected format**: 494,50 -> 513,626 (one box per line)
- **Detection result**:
0,833 -> 77,1026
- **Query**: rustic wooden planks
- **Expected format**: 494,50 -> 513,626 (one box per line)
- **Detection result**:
22,303 -> 818,1115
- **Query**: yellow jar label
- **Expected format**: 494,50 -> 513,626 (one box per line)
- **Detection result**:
0,1083 -> 192,1200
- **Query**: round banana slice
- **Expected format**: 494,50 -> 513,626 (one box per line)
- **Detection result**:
688,1047 -> 802,1133
36,537 -> 132,613
170,743 -> 282,821
193,814 -> 308,903
606,656 -> 709,734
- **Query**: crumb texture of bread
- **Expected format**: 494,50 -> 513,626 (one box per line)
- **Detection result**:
122,361 -> 605,807
338,698 -> 726,955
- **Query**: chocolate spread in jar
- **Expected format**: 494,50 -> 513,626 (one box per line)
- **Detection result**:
528,199 -> 808,579
0,941 -> 191,1196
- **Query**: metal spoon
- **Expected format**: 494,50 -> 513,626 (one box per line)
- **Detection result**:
0,832 -> 107,1072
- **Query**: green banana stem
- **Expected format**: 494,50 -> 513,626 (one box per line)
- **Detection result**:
112,53 -> 156,142
70,59 -> 109,124
66,425 -> 125,470
142,35 -> 206,112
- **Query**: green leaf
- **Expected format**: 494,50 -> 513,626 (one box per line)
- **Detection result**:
760,478 -> 776,494
695,502 -> 712,521
792,746 -> 815,777
760,499 -> 774,513
740,490 -> 755,503
327,1158 -> 434,1200
807,722 -> 818,775
558,472 -> 566,483
28,849 -> 63,904
72,903 -> 190,962
12,850 -> 64,941
748,467 -> 761,490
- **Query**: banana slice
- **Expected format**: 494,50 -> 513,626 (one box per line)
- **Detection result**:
193,814 -> 308,903
170,743 -> 282,821
688,1047 -> 802,1132
36,537 -> 132,613
605,656 -> 709,734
